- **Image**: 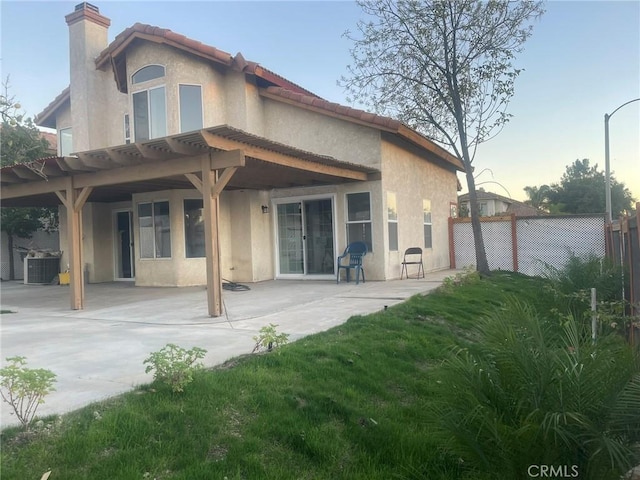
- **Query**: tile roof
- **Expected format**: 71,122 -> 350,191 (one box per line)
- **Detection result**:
94,23 -> 319,97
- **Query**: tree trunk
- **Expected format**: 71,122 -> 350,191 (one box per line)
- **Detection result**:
464,168 -> 491,276
7,233 -> 15,281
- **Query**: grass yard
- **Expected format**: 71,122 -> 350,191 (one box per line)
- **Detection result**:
1,271 -> 638,480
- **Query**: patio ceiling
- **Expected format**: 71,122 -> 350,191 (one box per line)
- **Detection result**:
0,125 -> 379,207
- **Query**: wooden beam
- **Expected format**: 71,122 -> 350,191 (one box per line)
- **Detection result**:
133,143 -> 170,161
211,167 -> 237,197
55,190 -> 70,209
74,187 -> 93,211
1,150 -> 246,201
104,148 -> 139,166
200,130 -> 367,181
166,138 -> 207,156
76,152 -> 113,169
63,156 -> 100,172
1,176 -> 69,200
185,173 -> 203,193
12,165 -> 43,181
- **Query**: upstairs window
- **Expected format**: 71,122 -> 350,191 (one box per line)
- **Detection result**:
179,84 -> 203,132
59,127 -> 73,155
133,87 -> 166,141
132,65 -> 165,84
132,65 -> 166,142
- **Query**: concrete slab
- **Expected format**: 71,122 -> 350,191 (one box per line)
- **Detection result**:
0,270 -> 456,428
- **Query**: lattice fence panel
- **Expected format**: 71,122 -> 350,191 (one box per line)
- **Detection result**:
516,216 -> 605,275
452,215 -> 605,275
453,220 -> 514,270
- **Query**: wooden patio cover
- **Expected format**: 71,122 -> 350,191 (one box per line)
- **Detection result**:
1,125 -> 378,316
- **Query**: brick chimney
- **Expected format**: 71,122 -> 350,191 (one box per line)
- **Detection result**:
66,3 -> 110,152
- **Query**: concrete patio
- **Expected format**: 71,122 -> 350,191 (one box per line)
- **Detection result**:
0,270 -> 455,428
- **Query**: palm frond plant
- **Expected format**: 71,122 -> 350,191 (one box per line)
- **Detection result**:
428,298 -> 640,480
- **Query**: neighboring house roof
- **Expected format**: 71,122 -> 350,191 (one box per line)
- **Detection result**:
34,22 -> 464,172
40,131 -> 57,154
458,190 -> 540,216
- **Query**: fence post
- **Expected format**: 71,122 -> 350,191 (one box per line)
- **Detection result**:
511,214 -> 518,272
448,217 -> 456,269
591,288 -> 597,343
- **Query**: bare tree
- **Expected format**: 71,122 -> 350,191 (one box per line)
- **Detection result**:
342,0 -> 544,275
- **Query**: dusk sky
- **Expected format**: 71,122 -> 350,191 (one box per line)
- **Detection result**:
1,1 -> 638,202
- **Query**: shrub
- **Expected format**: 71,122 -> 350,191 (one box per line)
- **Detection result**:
429,299 -> 640,480
252,323 -> 289,353
143,344 -> 207,393
0,356 -> 56,429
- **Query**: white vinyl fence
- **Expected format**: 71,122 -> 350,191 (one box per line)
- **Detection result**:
450,214 -> 606,276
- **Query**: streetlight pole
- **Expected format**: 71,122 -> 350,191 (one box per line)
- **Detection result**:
604,97 -> 640,223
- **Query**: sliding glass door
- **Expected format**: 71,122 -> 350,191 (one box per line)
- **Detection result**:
276,197 -> 335,277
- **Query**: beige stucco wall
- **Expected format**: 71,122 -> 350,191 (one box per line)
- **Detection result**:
58,201 -> 130,283
262,100 -> 382,169
380,139 -> 458,278
130,189 -> 274,287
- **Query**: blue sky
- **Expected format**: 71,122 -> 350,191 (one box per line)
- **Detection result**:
1,1 -> 638,202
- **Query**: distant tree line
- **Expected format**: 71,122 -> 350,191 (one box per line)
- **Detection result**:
524,159 -> 635,218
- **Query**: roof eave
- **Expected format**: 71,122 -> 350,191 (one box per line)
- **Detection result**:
35,86 -> 71,129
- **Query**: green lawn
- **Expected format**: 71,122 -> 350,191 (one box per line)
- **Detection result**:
1,271 -> 637,480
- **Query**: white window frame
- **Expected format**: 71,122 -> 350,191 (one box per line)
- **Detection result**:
423,199 -> 432,249
387,192 -> 398,252
131,64 -> 165,85
345,191 -> 373,252
138,200 -> 172,260
132,85 -> 167,141
58,127 -> 73,156
179,84 -> 204,133
123,114 -> 131,144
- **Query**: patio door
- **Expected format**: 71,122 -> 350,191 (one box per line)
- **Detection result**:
276,197 -> 335,277
114,210 -> 134,280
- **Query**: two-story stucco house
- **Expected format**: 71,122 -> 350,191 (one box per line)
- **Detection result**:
0,3 -> 463,316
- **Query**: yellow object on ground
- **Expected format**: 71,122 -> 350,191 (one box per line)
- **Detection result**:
59,272 -> 70,285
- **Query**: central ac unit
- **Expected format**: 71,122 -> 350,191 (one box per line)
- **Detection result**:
24,257 -> 60,285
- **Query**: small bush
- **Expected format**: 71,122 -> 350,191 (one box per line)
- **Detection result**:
0,356 -> 56,430
440,266 -> 481,292
143,344 -> 207,393
252,323 -> 289,353
429,299 -> 640,480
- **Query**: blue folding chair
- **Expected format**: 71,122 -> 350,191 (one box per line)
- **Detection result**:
336,241 -> 368,284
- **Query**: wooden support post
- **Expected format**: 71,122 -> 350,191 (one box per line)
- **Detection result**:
202,158 -> 223,317
200,151 -> 242,317
56,181 -> 92,310
448,217 -> 456,269
511,214 -> 519,272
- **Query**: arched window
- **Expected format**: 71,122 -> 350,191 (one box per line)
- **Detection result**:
131,65 -> 166,141
132,65 -> 165,84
